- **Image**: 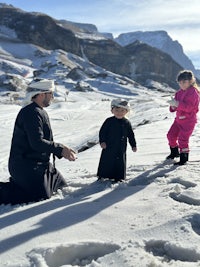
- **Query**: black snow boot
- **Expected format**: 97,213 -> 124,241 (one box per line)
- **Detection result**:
166,146 -> 180,159
174,153 -> 189,165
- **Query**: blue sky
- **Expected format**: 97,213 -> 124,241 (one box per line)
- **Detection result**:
2,0 -> 200,67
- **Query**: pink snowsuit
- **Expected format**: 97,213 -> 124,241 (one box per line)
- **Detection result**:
167,86 -> 200,153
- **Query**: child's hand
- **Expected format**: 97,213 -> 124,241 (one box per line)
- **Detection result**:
132,147 -> 137,152
168,97 -> 179,107
100,142 -> 107,149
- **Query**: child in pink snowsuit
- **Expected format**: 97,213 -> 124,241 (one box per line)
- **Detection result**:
166,70 -> 200,165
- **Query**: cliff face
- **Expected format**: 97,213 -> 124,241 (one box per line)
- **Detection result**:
79,39 -> 182,88
79,38 -> 131,76
125,41 -> 182,88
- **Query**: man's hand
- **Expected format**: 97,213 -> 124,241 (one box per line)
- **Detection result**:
62,146 -> 77,161
100,142 -> 107,149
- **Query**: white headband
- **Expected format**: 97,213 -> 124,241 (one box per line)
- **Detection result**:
23,79 -> 55,107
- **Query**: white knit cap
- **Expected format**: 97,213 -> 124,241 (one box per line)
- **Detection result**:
111,98 -> 130,111
23,79 -> 55,107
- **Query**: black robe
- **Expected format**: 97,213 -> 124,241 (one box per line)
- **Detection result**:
0,102 -> 66,205
97,116 -> 136,180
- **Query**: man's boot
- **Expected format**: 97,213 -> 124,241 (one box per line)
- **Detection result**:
174,153 -> 189,165
166,146 -> 180,159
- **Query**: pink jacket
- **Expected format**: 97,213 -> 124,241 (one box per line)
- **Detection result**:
170,86 -> 200,123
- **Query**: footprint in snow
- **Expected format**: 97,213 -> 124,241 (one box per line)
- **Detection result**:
187,213 -> 200,236
145,239 -> 200,262
27,241 -> 120,267
170,188 -> 200,206
170,177 -> 196,189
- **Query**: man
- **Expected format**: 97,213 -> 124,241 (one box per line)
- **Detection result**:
0,79 -> 76,205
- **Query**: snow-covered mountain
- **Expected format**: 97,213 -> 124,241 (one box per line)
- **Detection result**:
0,18 -> 179,101
0,28 -> 151,105
0,4 -> 186,90
115,31 -> 197,76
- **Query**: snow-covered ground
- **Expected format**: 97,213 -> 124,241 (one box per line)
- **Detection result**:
1,85 -> 200,267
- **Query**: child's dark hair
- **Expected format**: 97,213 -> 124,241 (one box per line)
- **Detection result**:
177,70 -> 194,82
177,70 -> 200,92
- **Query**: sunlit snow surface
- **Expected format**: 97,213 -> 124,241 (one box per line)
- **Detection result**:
1,83 -> 200,267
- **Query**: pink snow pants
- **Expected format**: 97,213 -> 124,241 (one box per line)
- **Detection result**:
167,119 -> 196,153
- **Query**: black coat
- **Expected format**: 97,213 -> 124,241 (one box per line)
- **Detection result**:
2,102 -> 66,204
97,116 -> 136,180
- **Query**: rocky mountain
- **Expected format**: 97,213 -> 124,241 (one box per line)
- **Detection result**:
125,41 -> 181,87
58,20 -> 98,34
0,4 -> 80,54
115,31 -> 196,75
0,3 -> 187,92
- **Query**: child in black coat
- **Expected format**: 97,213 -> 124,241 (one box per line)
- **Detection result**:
97,98 -> 137,182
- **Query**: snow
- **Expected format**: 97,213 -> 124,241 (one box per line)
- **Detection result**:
1,29 -> 200,266
1,84 -> 200,267
0,25 -> 17,40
